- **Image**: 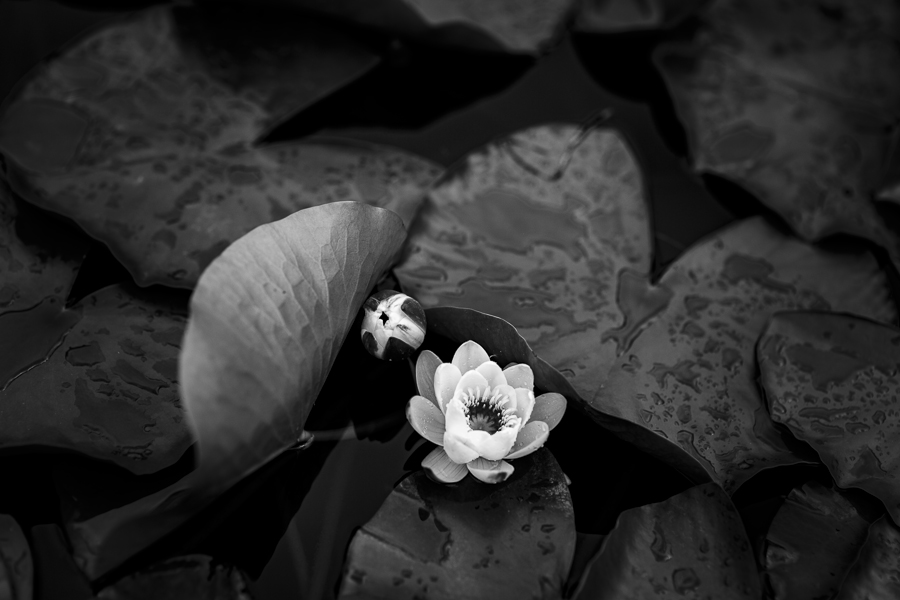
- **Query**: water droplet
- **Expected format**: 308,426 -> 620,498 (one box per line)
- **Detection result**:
672,567 -> 701,594
650,522 -> 672,562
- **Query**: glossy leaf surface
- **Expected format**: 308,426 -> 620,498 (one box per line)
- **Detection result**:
759,312 -> 900,522
95,555 -> 251,600
575,483 -> 760,599
764,482 -> 870,600
575,0 -> 704,33
0,515 -> 31,600
0,284 -> 189,474
600,218 -> 895,491
0,5 -> 416,288
396,124 -> 652,403
338,448 -> 575,600
835,516 -> 900,600
655,0 -> 900,262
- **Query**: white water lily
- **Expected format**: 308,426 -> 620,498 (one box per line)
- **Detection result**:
406,340 -> 567,484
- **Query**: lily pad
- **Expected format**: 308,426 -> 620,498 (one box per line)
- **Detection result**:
337,448 -> 575,600
599,217 -> 896,492
575,0 -> 704,33
573,483 -> 760,599
95,555 -> 251,600
395,124 -> 652,403
0,5 -> 436,289
758,311 -> 900,523
0,283 -> 189,474
835,516 -> 900,600
0,515 -> 31,600
654,0 -> 900,263
764,482 -> 871,600
0,180 -> 85,314
277,0 -> 574,54
69,202 -> 406,580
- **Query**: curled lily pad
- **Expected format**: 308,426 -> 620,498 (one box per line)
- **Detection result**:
758,311 -> 900,522
0,284 -> 189,474
574,0 -> 704,33
337,448 -> 575,600
654,0 -> 900,263
395,124 -> 652,403
764,482 -> 871,600
599,217 -> 895,492
573,483 -> 760,599
69,202 -> 406,579
0,515 -> 31,600
280,0 -> 575,54
835,516 -> 900,600
95,555 -> 251,600
0,5 -> 428,289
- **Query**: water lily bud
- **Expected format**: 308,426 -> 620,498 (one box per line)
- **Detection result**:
361,290 -> 426,360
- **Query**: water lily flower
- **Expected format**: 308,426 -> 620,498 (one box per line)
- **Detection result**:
406,340 -> 567,484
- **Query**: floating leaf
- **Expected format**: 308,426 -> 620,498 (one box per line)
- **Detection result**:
337,448 -> 575,600
277,0 -> 574,54
575,0 -> 704,33
0,181 -> 85,314
759,311 -> 900,522
69,202 -> 406,579
599,218 -> 895,491
574,483 -> 760,599
0,5 -> 435,289
0,515 -> 31,600
95,555 -> 251,600
835,516 -> 900,600
0,284 -> 188,474
395,124 -> 652,403
764,482 -> 871,600
655,0 -> 900,262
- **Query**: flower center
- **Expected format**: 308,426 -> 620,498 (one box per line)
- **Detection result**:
461,386 -> 515,434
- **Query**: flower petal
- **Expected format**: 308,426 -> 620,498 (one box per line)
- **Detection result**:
406,395 -> 445,445
415,350 -> 442,408
467,458 -> 514,484
514,388 -> 535,425
444,399 -> 481,463
422,446 -> 468,483
444,431 -> 481,464
530,393 -> 567,430
434,363 -> 461,412
490,383 -> 517,412
451,340 -> 491,373
465,426 -> 518,461
453,370 -> 490,401
502,363 -> 533,391
476,361 -> 507,389
505,421 -> 549,460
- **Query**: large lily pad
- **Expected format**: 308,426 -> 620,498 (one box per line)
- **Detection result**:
395,124 -> 652,403
0,283 -> 189,474
573,483 -> 760,599
835,516 -> 900,600
0,515 -> 31,600
69,202 -> 406,579
654,0 -> 900,263
575,0 -> 705,33
0,5 -> 437,289
337,448 -> 575,600
764,482 -> 871,600
95,555 -> 251,600
758,311 -> 900,523
599,217 -> 895,492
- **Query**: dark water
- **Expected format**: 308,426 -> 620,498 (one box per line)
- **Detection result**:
0,3 -> 793,599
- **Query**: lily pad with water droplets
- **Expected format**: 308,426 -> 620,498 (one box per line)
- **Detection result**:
337,448 -> 575,600
574,0 -> 704,33
835,516 -> 900,600
572,483 -> 760,599
95,555 -> 251,600
69,202 -> 406,580
0,515 -> 32,600
0,284 -> 189,475
0,5 -> 436,289
654,0 -> 900,265
759,312 -> 900,523
395,124 -> 652,404
763,482 -> 871,600
599,217 -> 896,492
